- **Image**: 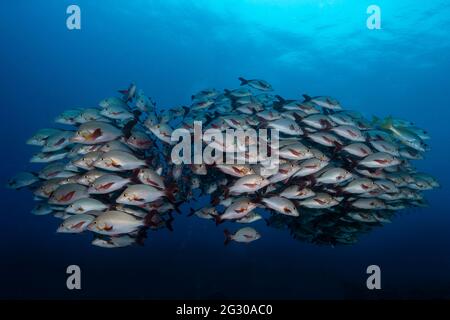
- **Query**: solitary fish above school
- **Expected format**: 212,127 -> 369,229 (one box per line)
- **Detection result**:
6,78 -> 438,248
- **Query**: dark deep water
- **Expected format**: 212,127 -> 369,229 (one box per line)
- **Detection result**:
1,0 -> 450,299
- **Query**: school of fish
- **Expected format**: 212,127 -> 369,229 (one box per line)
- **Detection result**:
6,78 -> 439,248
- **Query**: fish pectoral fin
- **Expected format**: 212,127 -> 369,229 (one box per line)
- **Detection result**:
111,160 -> 122,168
70,221 -> 86,229
243,183 -> 257,188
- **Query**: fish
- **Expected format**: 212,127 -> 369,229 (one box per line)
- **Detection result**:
99,97 -> 128,109
57,214 -> 96,233
331,125 -> 366,142
71,121 -> 123,144
100,105 -> 134,121
55,109 -> 83,125
65,198 -> 108,214
342,178 -> 377,194
126,130 -> 152,149
77,169 -> 108,186
72,151 -> 102,170
146,123 -> 174,144
236,211 -> 262,223
31,203 -> 54,215
238,77 -> 273,91
48,183 -> 89,205
42,131 -> 74,152
92,234 -> 139,248
358,152 -> 401,168
93,150 -> 146,171
315,167 -> 353,185
268,118 -> 303,136
216,164 -> 255,178
262,196 -> 299,216
293,158 -> 329,178
224,227 -> 261,245
118,82 -> 137,102
136,91 -> 156,113
307,132 -> 343,148
27,128 -> 62,146
30,149 -> 70,163
116,184 -> 177,205
381,117 -> 427,152
189,207 -> 219,220
6,172 -> 39,189
229,174 -> 270,195
75,108 -> 107,124
215,197 -> 257,223
277,142 -> 314,161
301,114 -> 335,130
87,210 -> 149,235
351,198 -> 386,210
280,185 -> 315,200
88,174 -> 131,194
298,193 -> 340,209
136,168 -> 165,189
342,143 -> 373,157
303,95 -> 341,110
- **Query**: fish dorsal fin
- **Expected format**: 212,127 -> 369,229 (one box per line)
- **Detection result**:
302,94 -> 312,102
380,116 -> 394,131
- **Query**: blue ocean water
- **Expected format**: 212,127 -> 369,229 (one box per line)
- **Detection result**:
1,0 -> 449,299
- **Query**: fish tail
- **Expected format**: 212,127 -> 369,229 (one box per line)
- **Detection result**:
187,208 -> 195,217
334,186 -> 344,197
165,184 -> 179,203
210,196 -> 220,206
223,229 -> 232,245
129,169 -> 141,184
221,185 -> 230,199
135,228 -> 148,246
143,210 -> 157,227
380,116 -> 394,131
144,157 -> 155,168
302,94 -> 312,102
165,217 -> 174,232
214,214 -> 223,226
238,77 -> 248,86
308,175 -> 317,186
371,115 -> 380,126
275,95 -> 286,104
291,112 -> 304,124
252,193 -> 263,204
182,106 -> 190,118
173,202 -> 183,214
333,140 -> 344,151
